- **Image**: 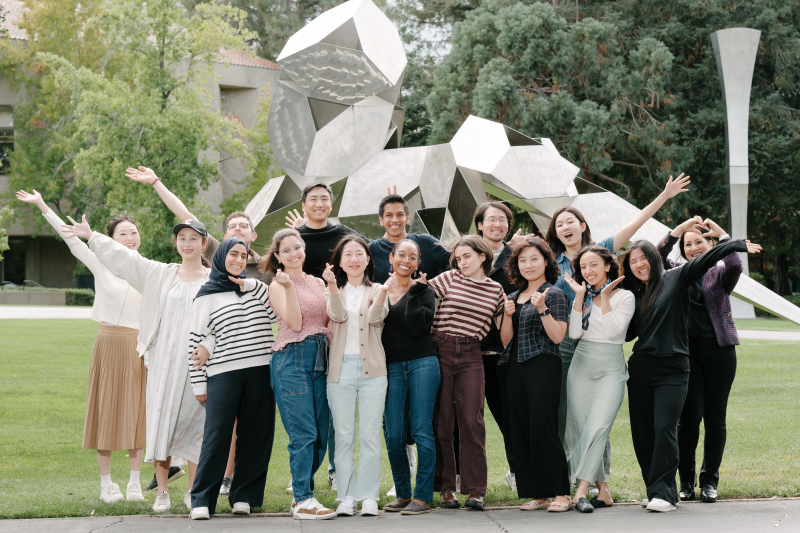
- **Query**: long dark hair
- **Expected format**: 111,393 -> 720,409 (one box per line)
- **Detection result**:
621,240 -> 664,314
260,228 -> 304,274
505,236 -> 560,288
571,245 -> 620,287
330,235 -> 374,288
545,207 -> 593,258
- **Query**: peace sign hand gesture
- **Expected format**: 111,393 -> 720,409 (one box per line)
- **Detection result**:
530,288 -> 550,312
275,269 -> 293,288
502,293 -> 515,317
600,276 -> 625,298
563,273 -> 586,298
61,214 -> 93,240
381,272 -> 398,293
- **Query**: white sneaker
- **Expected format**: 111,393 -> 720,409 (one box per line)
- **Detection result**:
183,491 -> 192,511
504,471 -> 517,492
126,481 -> 144,502
100,482 -> 124,504
646,498 -> 676,512
406,445 -> 417,477
286,477 -> 294,493
153,491 -> 171,512
640,498 -> 649,507
386,485 -> 397,497
190,506 -> 210,520
361,497 -> 379,516
294,497 -> 336,520
337,496 -> 357,516
232,502 -> 250,515
456,474 -> 461,493
328,471 -> 337,491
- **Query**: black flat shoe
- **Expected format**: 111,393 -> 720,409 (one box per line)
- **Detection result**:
588,497 -> 612,508
679,482 -> 696,501
575,497 -> 594,513
700,484 -> 717,503
143,466 -> 185,491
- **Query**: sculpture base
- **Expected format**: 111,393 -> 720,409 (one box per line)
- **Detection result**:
731,296 -> 756,319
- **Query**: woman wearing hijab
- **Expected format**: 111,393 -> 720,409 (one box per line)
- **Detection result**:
185,238 -> 278,520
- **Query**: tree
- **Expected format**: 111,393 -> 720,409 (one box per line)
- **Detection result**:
5,0 -> 260,262
0,206 -> 11,260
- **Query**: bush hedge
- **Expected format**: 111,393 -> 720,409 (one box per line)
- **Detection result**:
65,289 -> 95,307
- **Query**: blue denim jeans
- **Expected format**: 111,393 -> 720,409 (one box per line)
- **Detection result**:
384,356 -> 440,502
271,334 -> 329,503
327,411 -> 336,474
327,354 -> 387,501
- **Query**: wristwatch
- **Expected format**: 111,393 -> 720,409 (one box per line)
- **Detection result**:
540,307 -> 551,316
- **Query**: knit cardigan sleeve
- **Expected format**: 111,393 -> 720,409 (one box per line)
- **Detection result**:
403,283 -> 435,339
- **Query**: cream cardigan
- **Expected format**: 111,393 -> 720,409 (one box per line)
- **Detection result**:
43,210 -> 141,328
325,283 -> 388,383
88,231 -> 210,363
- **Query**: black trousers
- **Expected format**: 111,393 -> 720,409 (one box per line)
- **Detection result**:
191,365 -> 276,514
627,353 -> 689,505
507,354 -> 569,499
678,337 -> 737,488
484,352 -> 514,473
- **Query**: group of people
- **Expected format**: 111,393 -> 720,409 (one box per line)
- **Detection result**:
15,167 -> 762,519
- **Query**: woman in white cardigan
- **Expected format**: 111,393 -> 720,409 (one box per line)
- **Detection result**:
562,246 -> 635,513
17,190 -> 146,504
62,214 -> 210,514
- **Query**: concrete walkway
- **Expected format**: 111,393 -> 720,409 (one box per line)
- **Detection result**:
0,499 -> 796,533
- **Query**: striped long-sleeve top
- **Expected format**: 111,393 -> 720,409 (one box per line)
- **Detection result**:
188,278 -> 277,395
428,269 -> 505,340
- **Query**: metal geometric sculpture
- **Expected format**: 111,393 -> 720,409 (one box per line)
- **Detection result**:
247,2 -> 800,325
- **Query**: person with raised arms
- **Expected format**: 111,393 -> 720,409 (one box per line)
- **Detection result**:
620,235 -> 761,512
61,215 -> 210,514
184,238 -> 278,520
16,190 -> 148,504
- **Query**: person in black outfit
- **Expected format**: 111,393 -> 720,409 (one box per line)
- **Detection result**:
621,237 -> 759,512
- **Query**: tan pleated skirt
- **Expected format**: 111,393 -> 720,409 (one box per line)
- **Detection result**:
83,324 -> 147,451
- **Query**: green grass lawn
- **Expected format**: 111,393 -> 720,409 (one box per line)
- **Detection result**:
736,318 -> 800,332
1,320 -> 798,519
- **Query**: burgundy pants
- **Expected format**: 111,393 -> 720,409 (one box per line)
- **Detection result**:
432,333 -> 487,495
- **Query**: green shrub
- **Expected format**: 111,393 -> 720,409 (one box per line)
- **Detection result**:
65,289 -> 94,307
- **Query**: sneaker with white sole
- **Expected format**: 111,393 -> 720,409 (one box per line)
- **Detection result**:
361,497 -> 379,516
386,484 -> 397,497
406,445 -> 417,477
504,471 -> 517,492
219,476 -> 232,496
232,502 -> 250,515
100,483 -> 124,504
337,496 -> 357,516
294,497 -> 336,520
286,478 -> 294,493
126,481 -> 144,502
153,490 -> 171,512
190,506 -> 210,520
328,471 -> 337,491
183,491 -> 192,511
640,498 -> 649,507
646,498 -> 676,512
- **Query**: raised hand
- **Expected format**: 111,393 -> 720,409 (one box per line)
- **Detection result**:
700,218 -> 727,239
387,185 -> 398,195
745,240 -> 762,254
381,272 -> 398,293
61,214 -> 93,240
502,293 -> 515,317
16,189 -> 48,214
321,263 -> 336,286
530,287 -> 550,312
275,268 -> 293,288
676,215 -> 703,233
411,272 -> 428,286
563,273 -> 586,297
663,173 -> 691,198
285,208 -> 307,229
190,345 -> 210,371
228,276 -> 246,291
125,166 -> 159,185
600,276 -> 625,298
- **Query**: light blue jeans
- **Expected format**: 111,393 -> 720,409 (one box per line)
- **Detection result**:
327,354 -> 388,501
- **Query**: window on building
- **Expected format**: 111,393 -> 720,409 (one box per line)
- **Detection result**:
2,238 -> 26,285
0,128 -> 13,174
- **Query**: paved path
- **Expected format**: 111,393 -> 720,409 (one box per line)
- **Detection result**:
0,499 -> 797,533
736,329 -> 800,341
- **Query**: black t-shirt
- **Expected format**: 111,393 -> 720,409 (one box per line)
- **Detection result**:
688,279 -> 716,338
481,243 -> 517,355
297,222 -> 360,279
381,284 -> 438,365
369,233 -> 451,284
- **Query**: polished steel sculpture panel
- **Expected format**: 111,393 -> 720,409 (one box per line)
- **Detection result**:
248,5 -> 799,325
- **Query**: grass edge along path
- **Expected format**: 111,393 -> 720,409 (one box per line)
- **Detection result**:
1,319 -> 798,519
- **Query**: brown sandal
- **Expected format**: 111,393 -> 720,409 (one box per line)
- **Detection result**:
547,500 -> 574,512
520,498 -> 551,511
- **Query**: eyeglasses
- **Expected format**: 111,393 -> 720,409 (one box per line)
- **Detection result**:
484,217 -> 508,225
226,222 -> 251,230
279,244 -> 304,254
395,252 -> 419,262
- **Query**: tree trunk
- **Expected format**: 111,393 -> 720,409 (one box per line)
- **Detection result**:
773,252 -> 792,295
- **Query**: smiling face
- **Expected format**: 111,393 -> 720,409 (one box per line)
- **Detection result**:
379,202 -> 408,239
579,251 -> 610,288
682,230 -> 712,259
477,206 -> 510,246
454,245 -> 486,279
225,243 -> 248,277
175,228 -> 206,261
516,245 -> 547,283
628,248 -> 651,283
274,235 -> 305,271
340,240 -> 370,279
555,210 -> 586,250
302,185 -> 332,224
389,241 -> 420,279
112,221 -> 141,251
224,216 -> 255,244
